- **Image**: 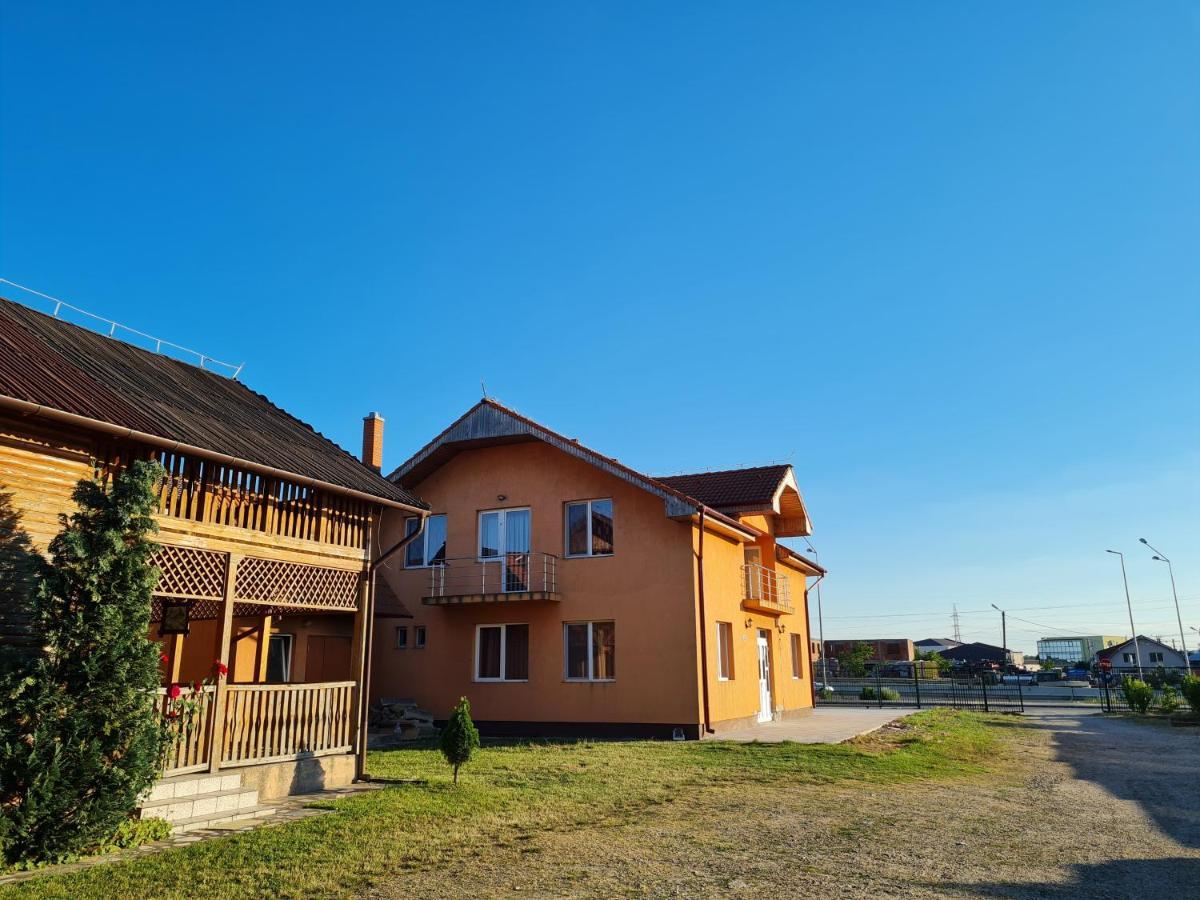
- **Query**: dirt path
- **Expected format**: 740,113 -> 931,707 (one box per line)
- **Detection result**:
371,711 -> 1200,898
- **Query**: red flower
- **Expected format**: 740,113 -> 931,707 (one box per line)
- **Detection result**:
192,681 -> 203,693
213,660 -> 228,677
167,683 -> 182,700
159,652 -> 169,665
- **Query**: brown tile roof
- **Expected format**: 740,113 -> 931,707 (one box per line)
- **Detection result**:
0,296 -> 425,509
656,464 -> 792,513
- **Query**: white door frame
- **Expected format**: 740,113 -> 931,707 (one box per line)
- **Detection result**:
757,630 -> 773,723
478,507 -> 531,592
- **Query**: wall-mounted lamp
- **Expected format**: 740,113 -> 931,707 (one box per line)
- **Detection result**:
497,494 -> 507,502
775,621 -> 787,634
744,617 -> 753,629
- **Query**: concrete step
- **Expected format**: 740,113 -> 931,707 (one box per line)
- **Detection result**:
170,804 -> 278,834
143,771 -> 243,804
140,786 -> 260,824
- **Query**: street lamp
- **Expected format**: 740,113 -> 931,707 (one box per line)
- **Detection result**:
1106,550 -> 1143,677
804,545 -> 828,684
1139,538 -> 1189,672
990,603 -> 1009,668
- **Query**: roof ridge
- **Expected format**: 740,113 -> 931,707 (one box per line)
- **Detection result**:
656,463 -> 791,480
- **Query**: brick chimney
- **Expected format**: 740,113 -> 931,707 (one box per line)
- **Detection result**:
362,412 -> 384,472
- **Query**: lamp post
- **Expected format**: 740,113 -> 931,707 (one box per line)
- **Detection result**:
1139,538 -> 1189,672
805,546 -> 828,684
990,603 -> 1010,668
1106,550 -> 1142,677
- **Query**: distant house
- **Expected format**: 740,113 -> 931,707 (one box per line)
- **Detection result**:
1036,635 -> 1124,664
936,641 -> 1023,667
1095,636 -> 1189,671
914,637 -> 962,656
824,638 -> 914,663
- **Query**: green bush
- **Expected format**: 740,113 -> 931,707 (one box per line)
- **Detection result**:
1120,677 -> 1155,715
859,686 -> 901,702
0,462 -> 168,866
440,696 -> 480,784
1180,675 -> 1200,714
1158,685 -> 1182,715
817,687 -> 834,701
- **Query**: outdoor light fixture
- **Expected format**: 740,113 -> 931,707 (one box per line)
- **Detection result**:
1138,537 -> 1189,669
1106,549 -> 1143,676
159,599 -> 191,636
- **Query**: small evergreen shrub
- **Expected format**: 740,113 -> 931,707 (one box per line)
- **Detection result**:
0,462 -> 168,866
1158,685 -> 1182,715
440,696 -> 480,784
859,686 -> 900,701
1120,677 -> 1154,715
1180,675 -> 1200,715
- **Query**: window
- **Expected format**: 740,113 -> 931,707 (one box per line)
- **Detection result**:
565,499 -> 614,557
415,625 -> 426,649
1150,652 -> 1164,663
716,622 -> 734,680
565,621 -> 615,681
791,634 -> 804,679
395,626 -> 408,649
404,515 -> 447,568
266,634 -> 293,683
475,624 -> 529,681
1122,652 -> 1134,664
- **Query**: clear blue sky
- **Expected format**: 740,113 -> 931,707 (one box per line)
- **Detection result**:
2,3 -> 1197,654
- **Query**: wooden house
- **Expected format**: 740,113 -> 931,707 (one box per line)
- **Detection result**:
0,296 -> 428,824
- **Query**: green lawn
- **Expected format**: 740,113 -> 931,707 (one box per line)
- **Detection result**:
3,710 -> 1014,899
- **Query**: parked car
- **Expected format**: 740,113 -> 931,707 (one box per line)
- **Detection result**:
1035,670 -> 1063,683
1064,667 -> 1090,681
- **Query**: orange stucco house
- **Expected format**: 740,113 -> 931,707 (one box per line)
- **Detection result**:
370,400 -> 825,739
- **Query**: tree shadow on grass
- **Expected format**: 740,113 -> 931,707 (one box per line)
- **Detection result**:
930,857 -> 1200,899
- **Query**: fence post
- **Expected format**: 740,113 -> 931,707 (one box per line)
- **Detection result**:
876,668 -> 884,709
1016,677 -> 1024,713
1102,677 -> 1111,713
981,674 -> 990,713
913,663 -> 922,709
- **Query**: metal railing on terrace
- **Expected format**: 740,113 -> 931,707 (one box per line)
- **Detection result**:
742,563 -> 792,613
425,552 -> 559,601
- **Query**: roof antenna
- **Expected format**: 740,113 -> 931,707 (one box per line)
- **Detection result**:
481,379 -> 488,400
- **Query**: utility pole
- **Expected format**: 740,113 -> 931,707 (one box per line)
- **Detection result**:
991,604 -> 1009,667
1106,550 -> 1143,677
805,546 -> 828,683
1139,539 -> 1189,672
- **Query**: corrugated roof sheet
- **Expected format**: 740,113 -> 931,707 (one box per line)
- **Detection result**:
656,464 -> 792,512
0,296 -> 425,508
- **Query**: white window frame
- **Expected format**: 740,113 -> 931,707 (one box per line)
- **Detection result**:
563,499 -> 614,558
564,620 -> 616,682
414,625 -> 426,649
404,514 -> 448,569
474,623 -> 528,683
477,507 -> 531,561
395,625 -> 408,649
716,621 -> 734,681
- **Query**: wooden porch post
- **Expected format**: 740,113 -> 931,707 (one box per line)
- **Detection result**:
350,574 -> 371,780
208,553 -> 240,773
168,631 -> 185,684
254,613 -> 272,683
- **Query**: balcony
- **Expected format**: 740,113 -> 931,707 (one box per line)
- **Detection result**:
422,552 -> 560,606
742,563 -> 793,615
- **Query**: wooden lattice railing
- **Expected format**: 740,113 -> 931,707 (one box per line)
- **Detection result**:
220,682 -> 355,766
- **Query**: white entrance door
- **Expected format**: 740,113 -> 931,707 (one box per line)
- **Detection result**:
478,508 -> 531,592
757,631 -> 773,722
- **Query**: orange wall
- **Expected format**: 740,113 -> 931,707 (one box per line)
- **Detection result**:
371,440 -> 701,727
695,527 -> 813,728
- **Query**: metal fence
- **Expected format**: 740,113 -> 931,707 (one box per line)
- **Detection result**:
814,673 -> 1024,713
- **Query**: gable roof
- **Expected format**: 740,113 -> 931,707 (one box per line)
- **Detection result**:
390,399 -> 824,571
656,465 -> 792,512
1095,635 -> 1185,660
0,296 -> 425,510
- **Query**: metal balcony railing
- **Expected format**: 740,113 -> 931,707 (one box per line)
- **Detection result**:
742,563 -> 793,613
426,552 -> 559,600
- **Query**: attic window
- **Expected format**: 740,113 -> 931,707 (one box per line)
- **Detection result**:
565,499 -> 613,557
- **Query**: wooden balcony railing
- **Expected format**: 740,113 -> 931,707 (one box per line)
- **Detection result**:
158,684 -> 216,777
220,681 -> 355,767
157,681 -> 355,776
742,563 -> 793,615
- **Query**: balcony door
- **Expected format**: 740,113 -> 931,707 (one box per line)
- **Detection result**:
478,508 -> 531,592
